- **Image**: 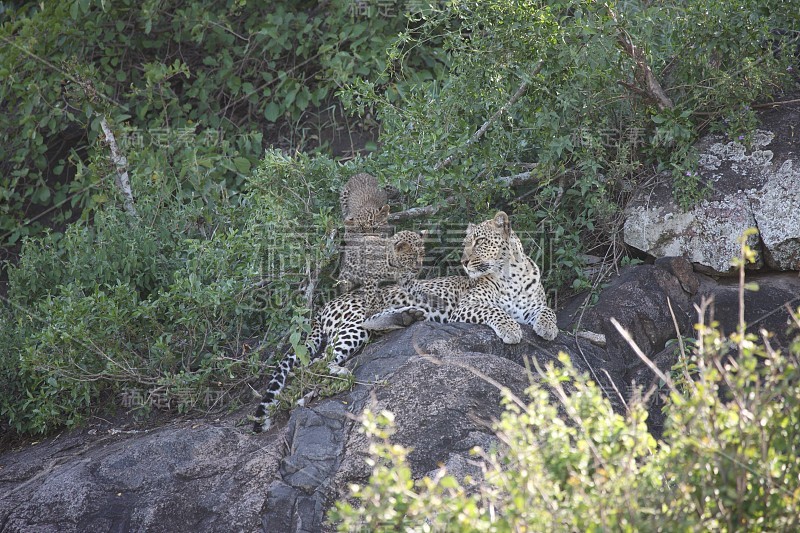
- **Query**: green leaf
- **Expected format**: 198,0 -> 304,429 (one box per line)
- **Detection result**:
233,157 -> 251,174
264,102 -> 281,122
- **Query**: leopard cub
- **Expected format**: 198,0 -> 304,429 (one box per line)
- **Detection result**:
252,230 -> 426,433
338,173 -> 392,293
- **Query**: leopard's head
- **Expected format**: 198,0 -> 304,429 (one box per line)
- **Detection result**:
461,211 -> 518,279
343,204 -> 390,232
388,230 -> 427,275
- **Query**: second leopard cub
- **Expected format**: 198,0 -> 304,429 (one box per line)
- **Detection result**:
252,230 -> 426,433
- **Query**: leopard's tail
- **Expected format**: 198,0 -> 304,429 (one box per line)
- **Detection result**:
252,329 -> 327,433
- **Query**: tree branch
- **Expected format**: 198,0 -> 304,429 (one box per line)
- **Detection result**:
99,117 -> 137,218
495,170 -> 539,187
389,170 -> 544,221
607,7 -> 673,111
388,197 -> 457,222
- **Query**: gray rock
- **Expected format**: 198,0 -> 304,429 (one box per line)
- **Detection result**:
694,271 -> 800,350
623,102 -> 800,275
624,183 -> 761,274
0,322 -> 624,533
0,423 -> 284,532
4,261 -> 795,531
751,159 -> 800,270
570,257 -> 699,372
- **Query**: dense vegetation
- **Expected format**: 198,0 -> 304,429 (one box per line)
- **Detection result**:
332,304 -> 800,531
1,0 -> 797,444
0,0 -> 444,247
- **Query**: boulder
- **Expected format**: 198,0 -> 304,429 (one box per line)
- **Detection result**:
623,102 -> 800,275
622,271 -> 800,438
0,322 -> 622,532
751,159 -> 800,270
2,262 -> 796,530
623,183 -> 761,274
561,256 -> 700,440
566,257 -> 699,374
694,272 -> 800,350
0,422 -> 284,532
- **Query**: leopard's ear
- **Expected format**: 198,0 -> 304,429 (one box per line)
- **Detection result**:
464,223 -> 476,239
395,241 -> 411,252
494,211 -> 510,238
376,204 -> 390,225
419,229 -> 429,239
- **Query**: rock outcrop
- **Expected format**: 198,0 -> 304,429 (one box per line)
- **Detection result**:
1,323 -> 618,532
624,103 -> 800,275
2,261 -> 798,532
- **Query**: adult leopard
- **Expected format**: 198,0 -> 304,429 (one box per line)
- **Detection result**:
364,211 -> 559,344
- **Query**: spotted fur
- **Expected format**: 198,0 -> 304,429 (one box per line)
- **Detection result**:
452,211 -> 559,343
338,173 -> 392,293
364,211 -> 559,344
340,172 -> 389,226
252,231 -> 425,433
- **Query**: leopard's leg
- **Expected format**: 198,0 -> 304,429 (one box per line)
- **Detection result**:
521,284 -> 559,341
452,300 -> 523,344
526,305 -> 559,341
361,306 -> 427,331
327,321 -> 370,375
361,282 -> 382,318
252,321 -> 325,433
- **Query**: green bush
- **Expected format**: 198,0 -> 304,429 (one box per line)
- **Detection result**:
0,0 -> 444,246
0,150 -> 351,435
2,0 -> 797,441
343,0 -> 798,289
332,314 -> 800,531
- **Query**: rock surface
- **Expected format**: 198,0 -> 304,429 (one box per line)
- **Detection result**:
2,263 -> 799,531
0,324 -> 620,532
623,102 -> 800,275
0,422 -> 285,532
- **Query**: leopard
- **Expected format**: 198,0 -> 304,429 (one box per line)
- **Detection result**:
340,172 -> 390,229
252,230 -> 426,433
451,210 -> 559,343
339,230 -> 428,316
338,172 -> 392,293
362,211 -> 559,344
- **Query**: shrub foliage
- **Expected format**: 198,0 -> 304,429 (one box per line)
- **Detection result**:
0,0 -> 443,246
1,0 -> 797,438
332,313 -> 800,531
0,152 -> 348,434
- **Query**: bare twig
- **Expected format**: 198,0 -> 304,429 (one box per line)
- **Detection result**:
433,62 -> 543,172
495,170 -> 539,187
667,297 -> 696,393
388,169 -> 543,221
303,228 -> 338,310
751,98 -> 800,109
388,196 -> 457,222
99,117 -> 137,218
610,317 -> 678,395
